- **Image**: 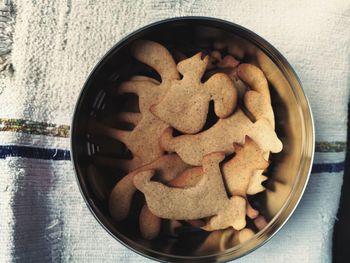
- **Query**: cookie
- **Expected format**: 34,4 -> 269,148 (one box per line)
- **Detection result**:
240,64 -> 275,194
237,63 -> 271,104
244,90 -> 275,128
222,136 -> 269,196
151,52 -> 237,134
246,201 -> 259,219
205,67 -> 247,99
256,49 -> 280,82
246,170 -> 268,195
205,51 -> 243,95
207,51 -> 240,71
161,108 -> 282,166
201,196 -> 246,231
131,40 -> 179,81
167,169 -> 205,229
139,204 -> 161,240
207,50 -> 222,70
88,40 -> 180,170
237,228 -> 255,243
109,154 -> 190,221
133,152 -> 246,230
167,166 -> 203,188
167,163 -> 259,222
217,54 -> 240,69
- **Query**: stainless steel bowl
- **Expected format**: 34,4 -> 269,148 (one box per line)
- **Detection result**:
71,17 -> 314,262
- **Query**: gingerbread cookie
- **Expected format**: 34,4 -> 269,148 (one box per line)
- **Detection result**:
222,137 -> 269,196
244,90 -> 275,128
88,40 -> 180,170
237,228 -> 255,243
237,63 -> 271,104
201,196 -> 246,231
109,154 -> 190,221
167,166 -> 203,188
151,52 -> 237,134
239,66 -> 275,194
134,152 -> 246,230
139,205 -> 161,240
246,170 -> 268,195
246,201 -> 259,219
161,108 -> 282,166
167,162 -> 260,223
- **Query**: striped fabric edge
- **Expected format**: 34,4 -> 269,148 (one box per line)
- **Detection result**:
0,117 -> 347,153
0,145 -> 345,174
0,118 -> 347,173
0,118 -> 69,138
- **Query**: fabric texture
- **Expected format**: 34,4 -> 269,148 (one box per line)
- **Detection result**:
0,0 -> 349,262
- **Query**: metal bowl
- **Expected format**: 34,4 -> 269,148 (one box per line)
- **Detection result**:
71,17 -> 314,262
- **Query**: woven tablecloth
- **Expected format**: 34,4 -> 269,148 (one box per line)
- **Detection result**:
0,0 -> 349,262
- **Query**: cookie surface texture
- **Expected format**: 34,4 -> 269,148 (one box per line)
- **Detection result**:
151,52 -> 237,134
133,152 -> 246,230
88,40 -> 179,170
109,154 -> 190,221
161,108 -> 282,166
222,137 -> 269,196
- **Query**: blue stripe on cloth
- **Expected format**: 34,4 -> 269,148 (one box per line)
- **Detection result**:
311,162 -> 344,173
0,145 -> 71,160
0,145 -> 345,173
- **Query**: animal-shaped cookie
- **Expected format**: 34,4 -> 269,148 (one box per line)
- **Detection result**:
205,52 -> 248,99
167,139 -> 265,231
160,108 -> 282,166
134,152 -> 246,231
222,137 -> 269,196
238,64 -> 275,193
244,90 -> 274,128
151,52 -> 237,134
166,162 -> 259,227
109,154 -> 190,221
237,63 -> 271,104
88,40 -> 180,170
235,228 -> 255,244
139,205 -> 161,240
247,170 -> 268,195
167,166 -> 203,188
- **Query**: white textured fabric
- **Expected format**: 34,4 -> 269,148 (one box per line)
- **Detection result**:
0,0 -> 349,262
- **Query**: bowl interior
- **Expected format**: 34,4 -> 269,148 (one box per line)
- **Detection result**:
71,18 -> 314,262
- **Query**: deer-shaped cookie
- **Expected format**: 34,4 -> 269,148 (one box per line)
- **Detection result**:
221,136 -> 269,197
134,152 -> 246,231
160,108 -> 282,166
164,139 -> 265,230
109,154 -> 190,221
151,52 -> 237,134
109,153 -> 191,240
87,40 -> 180,171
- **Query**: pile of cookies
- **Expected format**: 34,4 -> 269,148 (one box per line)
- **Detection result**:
88,39 -> 283,241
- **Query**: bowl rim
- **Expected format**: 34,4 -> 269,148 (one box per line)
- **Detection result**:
70,16 -> 315,262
